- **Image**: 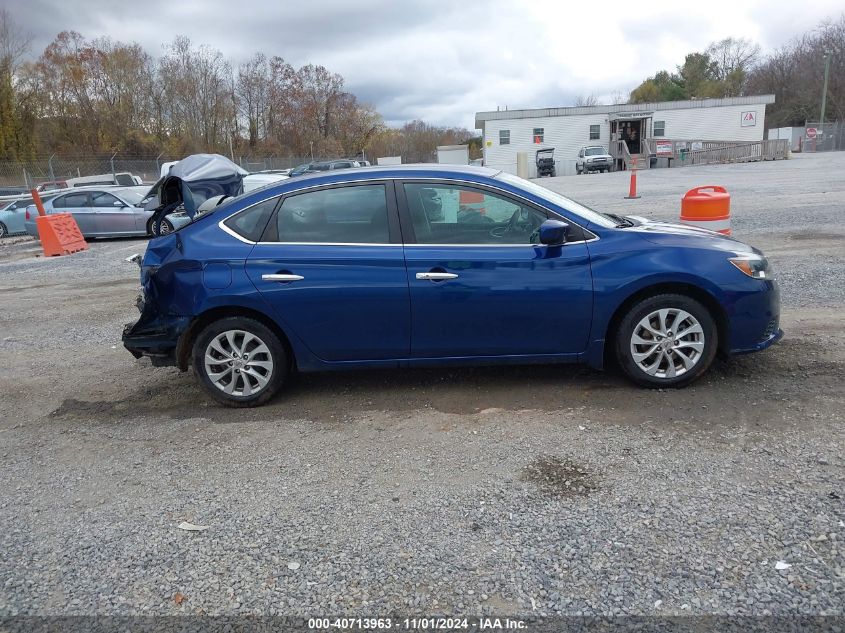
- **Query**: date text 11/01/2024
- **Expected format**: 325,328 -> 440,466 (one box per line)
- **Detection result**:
308,617 -> 527,630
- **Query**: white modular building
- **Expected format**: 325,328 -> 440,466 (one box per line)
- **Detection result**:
475,95 -> 775,176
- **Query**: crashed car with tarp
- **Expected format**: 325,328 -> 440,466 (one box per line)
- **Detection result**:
145,154 -> 248,235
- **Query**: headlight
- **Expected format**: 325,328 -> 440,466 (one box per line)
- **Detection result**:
729,255 -> 771,279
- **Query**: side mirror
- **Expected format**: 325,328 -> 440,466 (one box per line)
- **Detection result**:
113,200 -> 126,207
538,219 -> 569,246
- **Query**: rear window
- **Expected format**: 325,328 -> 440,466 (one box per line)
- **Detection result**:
53,192 -> 89,208
223,197 -> 279,242
271,184 -> 389,244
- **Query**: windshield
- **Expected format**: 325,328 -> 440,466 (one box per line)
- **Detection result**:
585,147 -> 606,156
118,190 -> 145,205
495,172 -> 617,228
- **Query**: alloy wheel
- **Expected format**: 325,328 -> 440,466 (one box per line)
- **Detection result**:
204,329 -> 274,397
629,308 -> 705,379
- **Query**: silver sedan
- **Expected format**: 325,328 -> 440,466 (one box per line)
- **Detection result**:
24,186 -> 191,239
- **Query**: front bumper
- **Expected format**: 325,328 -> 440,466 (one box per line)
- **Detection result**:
585,161 -> 612,170
727,279 -> 782,355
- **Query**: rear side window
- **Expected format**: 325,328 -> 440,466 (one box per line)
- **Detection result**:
223,197 -> 279,242
272,184 -> 389,244
53,192 -> 89,209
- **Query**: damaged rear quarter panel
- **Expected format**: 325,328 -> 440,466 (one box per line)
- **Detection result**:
142,221 -> 260,319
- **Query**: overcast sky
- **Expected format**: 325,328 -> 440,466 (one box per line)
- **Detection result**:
9,0 -> 844,129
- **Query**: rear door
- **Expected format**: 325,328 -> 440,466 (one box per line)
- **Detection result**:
244,182 -> 410,362
398,180 -> 594,358
51,191 -> 97,235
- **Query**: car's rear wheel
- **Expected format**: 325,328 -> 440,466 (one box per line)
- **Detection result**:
192,317 -> 288,407
615,294 -> 717,388
0,222 -> 7,238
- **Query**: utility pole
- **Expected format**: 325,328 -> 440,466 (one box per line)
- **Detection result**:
819,51 -> 831,139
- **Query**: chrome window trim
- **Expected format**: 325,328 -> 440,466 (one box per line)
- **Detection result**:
217,176 -> 600,246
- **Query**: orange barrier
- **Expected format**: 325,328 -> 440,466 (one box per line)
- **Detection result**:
30,188 -> 88,256
459,189 -> 486,215
680,185 -> 731,235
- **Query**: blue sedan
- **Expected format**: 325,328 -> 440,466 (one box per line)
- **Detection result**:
123,165 -> 781,407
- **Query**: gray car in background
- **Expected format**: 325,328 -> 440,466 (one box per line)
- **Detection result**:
24,186 -> 191,239
0,196 -> 35,237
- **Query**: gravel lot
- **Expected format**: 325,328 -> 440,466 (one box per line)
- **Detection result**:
0,153 -> 843,625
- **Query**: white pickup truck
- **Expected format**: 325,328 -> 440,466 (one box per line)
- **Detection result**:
576,146 -> 614,174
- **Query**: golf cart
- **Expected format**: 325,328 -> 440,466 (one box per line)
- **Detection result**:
536,148 -> 556,177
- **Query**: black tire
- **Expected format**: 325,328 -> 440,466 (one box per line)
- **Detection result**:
615,293 -> 718,388
550,168 -> 556,177
147,218 -> 174,237
192,316 -> 288,407
158,219 -> 174,235
0,222 -> 7,238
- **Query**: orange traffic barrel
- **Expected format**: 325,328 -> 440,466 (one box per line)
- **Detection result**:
680,186 -> 731,235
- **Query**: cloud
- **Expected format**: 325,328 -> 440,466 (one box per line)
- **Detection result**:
11,0 -> 844,129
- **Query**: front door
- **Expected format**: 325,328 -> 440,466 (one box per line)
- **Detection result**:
245,182 -> 410,362
398,181 -> 593,358
91,190 -> 139,235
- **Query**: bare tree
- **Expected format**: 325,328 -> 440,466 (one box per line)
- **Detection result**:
0,8 -> 31,72
0,9 -> 32,158
610,90 -> 628,105
236,53 -> 269,148
574,94 -> 599,107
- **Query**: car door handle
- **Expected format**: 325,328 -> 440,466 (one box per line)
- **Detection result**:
416,272 -> 459,281
262,273 -> 304,282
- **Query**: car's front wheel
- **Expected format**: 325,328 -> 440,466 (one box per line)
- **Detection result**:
147,218 -> 174,237
615,294 -> 717,388
192,317 -> 288,407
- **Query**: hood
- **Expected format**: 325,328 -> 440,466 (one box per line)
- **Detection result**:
628,218 -> 756,255
152,154 -> 248,219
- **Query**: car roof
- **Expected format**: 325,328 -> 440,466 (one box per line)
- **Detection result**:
222,164 -> 503,207
290,163 -> 499,182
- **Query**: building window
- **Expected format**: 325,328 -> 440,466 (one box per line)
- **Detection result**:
532,128 -> 544,143
589,125 -> 600,140
654,121 -> 666,137
499,130 -> 510,145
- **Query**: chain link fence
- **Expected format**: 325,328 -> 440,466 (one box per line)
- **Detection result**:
802,121 -> 845,152
0,155 -> 316,189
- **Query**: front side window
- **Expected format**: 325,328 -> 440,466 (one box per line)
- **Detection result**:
654,120 -> 666,137
589,125 -> 600,140
403,183 -> 547,245
53,192 -> 89,209
92,192 -> 121,208
224,196 -> 280,242
273,184 -> 389,243
495,171 -> 616,229
499,129 -> 510,145
532,128 -> 544,143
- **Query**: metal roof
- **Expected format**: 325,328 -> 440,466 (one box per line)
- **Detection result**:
475,95 -> 776,129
